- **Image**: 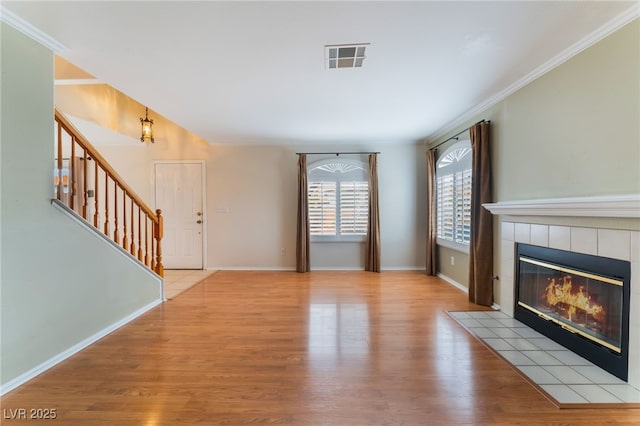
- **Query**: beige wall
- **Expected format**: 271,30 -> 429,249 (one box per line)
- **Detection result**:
205,144 -> 296,268
1,23 -> 161,392
206,142 -> 426,270
431,19 -> 640,304
97,145 -> 155,204
52,18 -> 639,283
79,120 -> 427,270
55,84 -> 210,153
436,246 -> 469,286
55,83 -> 212,208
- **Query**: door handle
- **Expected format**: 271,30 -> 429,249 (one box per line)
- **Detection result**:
196,220 -> 202,224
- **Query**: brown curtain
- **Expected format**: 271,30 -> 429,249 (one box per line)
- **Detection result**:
365,153 -> 380,272
425,150 -> 437,276
468,121 -> 493,306
296,154 -> 310,272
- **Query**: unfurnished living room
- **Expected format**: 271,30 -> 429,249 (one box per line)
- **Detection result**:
1,1 -> 639,424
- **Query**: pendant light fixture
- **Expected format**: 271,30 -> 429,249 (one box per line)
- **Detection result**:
140,107 -> 154,143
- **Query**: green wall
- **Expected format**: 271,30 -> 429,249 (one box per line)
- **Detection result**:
1,23 -> 162,392
431,19 -> 640,294
497,19 -> 640,201
436,246 -> 469,287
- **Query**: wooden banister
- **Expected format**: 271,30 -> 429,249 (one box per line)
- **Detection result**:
54,108 -> 163,277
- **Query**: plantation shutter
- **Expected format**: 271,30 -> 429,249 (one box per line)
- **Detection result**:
435,140 -> 473,246
461,168 -> 472,244
437,174 -> 454,241
340,181 -> 368,235
308,181 -> 336,235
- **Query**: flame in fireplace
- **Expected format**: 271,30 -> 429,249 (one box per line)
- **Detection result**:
543,275 -> 606,323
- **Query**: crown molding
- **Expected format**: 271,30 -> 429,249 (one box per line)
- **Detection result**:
483,194 -> 640,218
1,5 -> 67,53
427,3 -> 640,145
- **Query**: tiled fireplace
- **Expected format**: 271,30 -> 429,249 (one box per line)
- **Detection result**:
514,242 -> 630,381
484,195 -> 640,390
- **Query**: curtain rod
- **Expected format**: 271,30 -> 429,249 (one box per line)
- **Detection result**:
296,151 -> 380,156
429,119 -> 490,151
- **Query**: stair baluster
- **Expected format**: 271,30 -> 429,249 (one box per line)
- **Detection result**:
54,108 -> 163,277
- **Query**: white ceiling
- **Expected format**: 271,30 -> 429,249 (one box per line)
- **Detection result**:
3,1 -> 638,145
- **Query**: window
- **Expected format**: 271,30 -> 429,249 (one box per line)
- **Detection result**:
436,140 -> 472,251
308,159 -> 368,241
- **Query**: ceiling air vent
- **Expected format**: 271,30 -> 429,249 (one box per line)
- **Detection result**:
325,43 -> 369,69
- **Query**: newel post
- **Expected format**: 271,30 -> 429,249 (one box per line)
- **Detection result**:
154,209 -> 164,277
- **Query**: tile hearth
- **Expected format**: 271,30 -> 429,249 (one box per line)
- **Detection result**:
449,310 -> 640,407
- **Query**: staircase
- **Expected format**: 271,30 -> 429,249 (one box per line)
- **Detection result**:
54,108 -> 164,277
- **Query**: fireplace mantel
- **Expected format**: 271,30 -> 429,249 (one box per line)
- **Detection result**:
495,210 -> 640,388
483,194 -> 640,218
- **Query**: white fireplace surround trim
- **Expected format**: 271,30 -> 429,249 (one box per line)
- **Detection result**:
484,194 -> 640,388
483,194 -> 640,218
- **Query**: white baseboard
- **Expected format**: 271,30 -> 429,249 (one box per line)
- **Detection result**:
207,266 -> 425,271
310,266 -> 364,271
380,266 -> 425,271
436,274 -> 503,310
437,273 -> 468,293
0,298 -> 162,396
209,266 -> 296,271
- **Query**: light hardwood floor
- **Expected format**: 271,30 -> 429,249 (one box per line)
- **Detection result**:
3,271 -> 639,424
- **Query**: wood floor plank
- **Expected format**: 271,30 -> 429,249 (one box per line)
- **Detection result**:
2,271 -> 639,424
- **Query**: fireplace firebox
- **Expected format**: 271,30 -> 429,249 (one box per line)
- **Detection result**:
514,243 -> 631,381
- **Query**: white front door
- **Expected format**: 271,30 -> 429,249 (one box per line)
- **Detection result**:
155,162 -> 204,269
